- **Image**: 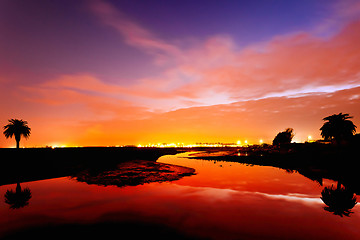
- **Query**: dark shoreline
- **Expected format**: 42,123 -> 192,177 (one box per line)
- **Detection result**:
0,147 -> 183,186
185,144 -> 360,195
1,144 -> 359,195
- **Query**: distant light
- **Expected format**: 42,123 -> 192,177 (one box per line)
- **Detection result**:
308,135 -> 312,140
259,139 -> 263,144
237,140 -> 241,145
244,140 -> 248,144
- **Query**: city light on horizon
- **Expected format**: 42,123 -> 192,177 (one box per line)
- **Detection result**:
11,131 -> 330,148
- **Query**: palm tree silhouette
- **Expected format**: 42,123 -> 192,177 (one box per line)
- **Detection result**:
320,113 -> 356,144
320,182 -> 357,217
4,183 -> 32,209
3,119 -> 31,148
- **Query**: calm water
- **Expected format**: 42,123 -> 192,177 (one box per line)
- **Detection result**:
1,152 -> 359,239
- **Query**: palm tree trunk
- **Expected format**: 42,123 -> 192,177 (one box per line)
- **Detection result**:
15,135 -> 20,149
16,182 -> 21,193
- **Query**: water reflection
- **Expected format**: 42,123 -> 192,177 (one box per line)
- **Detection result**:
185,151 -> 360,218
0,152 -> 360,239
4,182 -> 32,209
321,182 -> 357,217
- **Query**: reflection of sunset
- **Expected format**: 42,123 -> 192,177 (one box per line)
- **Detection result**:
1,153 -> 358,239
1,1 -> 360,147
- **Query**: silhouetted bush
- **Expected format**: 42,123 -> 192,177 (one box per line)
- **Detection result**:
272,128 -> 294,146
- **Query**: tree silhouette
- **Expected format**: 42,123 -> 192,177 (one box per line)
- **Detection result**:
3,119 -> 31,148
320,182 -> 357,217
272,128 -> 294,146
320,113 -> 356,144
4,183 -> 32,209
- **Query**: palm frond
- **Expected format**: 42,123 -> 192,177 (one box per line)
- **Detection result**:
2,119 -> 31,139
320,113 -> 356,142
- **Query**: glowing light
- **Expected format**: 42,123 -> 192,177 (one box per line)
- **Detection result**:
237,140 -> 241,145
244,140 -> 248,144
259,139 -> 263,144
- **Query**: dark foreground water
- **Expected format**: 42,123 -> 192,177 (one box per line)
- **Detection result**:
1,152 -> 359,239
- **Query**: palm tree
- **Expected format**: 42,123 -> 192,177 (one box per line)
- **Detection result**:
320,113 -> 356,144
320,182 -> 357,217
4,183 -> 32,209
3,119 -> 31,148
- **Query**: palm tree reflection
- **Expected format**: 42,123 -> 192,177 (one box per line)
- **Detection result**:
321,182 -> 357,217
4,183 -> 32,209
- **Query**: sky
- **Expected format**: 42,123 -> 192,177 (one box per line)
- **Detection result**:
1,0 -> 360,147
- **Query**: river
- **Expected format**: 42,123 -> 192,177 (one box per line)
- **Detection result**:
0,152 -> 359,239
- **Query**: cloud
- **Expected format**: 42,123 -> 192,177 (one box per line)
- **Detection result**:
89,0 -> 181,63
20,74 -> 151,122
124,20 -> 360,111
10,73 -> 360,147
19,18 -> 360,115
65,85 -> 360,146
176,20 -> 360,101
87,1 -> 360,112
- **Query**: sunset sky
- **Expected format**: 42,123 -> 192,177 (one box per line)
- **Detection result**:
1,0 -> 360,147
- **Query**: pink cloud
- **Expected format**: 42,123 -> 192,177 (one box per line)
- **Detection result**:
165,20 -> 360,103
19,18 -> 360,114
20,74 -> 151,122
86,1 -> 360,111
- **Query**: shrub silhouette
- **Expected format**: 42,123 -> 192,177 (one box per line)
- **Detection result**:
272,128 -> 294,146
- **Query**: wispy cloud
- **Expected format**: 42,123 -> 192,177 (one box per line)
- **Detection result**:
89,0 -> 181,63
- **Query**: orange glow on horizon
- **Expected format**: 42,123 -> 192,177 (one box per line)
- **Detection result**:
1,19 -> 360,148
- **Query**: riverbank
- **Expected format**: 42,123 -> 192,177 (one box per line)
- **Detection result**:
186,143 -> 360,195
0,147 -> 184,186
